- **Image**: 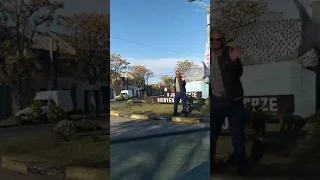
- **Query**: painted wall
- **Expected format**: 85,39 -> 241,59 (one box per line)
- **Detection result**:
241,61 -> 316,118
185,81 -> 209,99
57,76 -> 108,112
127,85 -> 144,97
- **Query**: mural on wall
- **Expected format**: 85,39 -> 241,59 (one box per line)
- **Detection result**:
202,0 -> 320,81
184,67 -> 205,82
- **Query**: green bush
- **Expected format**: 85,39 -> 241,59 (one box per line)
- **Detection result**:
28,101 -> 42,121
124,94 -> 130,100
49,103 -> 67,124
80,119 -> 102,132
53,120 -> 77,141
145,96 -> 153,104
126,99 -> 134,107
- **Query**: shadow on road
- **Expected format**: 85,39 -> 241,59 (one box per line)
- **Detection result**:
110,129 -> 210,180
110,118 -> 209,142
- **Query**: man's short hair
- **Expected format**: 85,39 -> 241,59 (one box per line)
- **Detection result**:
211,27 -> 225,37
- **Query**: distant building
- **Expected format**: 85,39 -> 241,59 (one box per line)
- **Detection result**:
0,31 -> 109,118
184,66 -> 209,99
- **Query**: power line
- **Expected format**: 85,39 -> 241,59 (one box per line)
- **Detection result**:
111,36 -> 194,56
153,71 -> 175,75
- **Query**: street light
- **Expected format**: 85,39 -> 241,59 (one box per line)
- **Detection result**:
187,0 -> 210,65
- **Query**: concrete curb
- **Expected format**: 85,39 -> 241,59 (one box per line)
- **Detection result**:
0,123 -> 19,128
110,111 -> 120,117
111,110 -> 208,123
0,155 -> 109,180
130,114 -> 149,120
66,167 -> 109,180
1,156 -> 28,174
172,117 -> 200,124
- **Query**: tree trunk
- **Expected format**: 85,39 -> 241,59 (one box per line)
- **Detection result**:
89,84 -> 99,117
113,89 -> 117,99
11,90 -> 20,117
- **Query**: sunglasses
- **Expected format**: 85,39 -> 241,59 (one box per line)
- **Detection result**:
211,37 -> 223,42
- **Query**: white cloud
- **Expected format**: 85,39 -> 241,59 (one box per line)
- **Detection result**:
193,1 -> 207,8
124,57 -> 203,84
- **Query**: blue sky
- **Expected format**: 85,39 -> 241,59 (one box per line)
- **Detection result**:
49,0 -> 109,32
111,0 -> 209,84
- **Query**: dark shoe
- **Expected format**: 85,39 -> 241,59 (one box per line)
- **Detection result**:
173,113 -> 178,116
184,114 -> 188,117
210,162 -> 228,175
237,165 -> 251,176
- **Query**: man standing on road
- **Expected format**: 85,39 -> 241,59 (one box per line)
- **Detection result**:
173,70 -> 188,117
209,29 -> 249,176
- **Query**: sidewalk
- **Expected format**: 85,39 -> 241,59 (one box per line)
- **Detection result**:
0,118 -> 19,128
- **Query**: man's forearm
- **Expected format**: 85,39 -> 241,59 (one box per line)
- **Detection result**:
229,58 -> 243,77
182,80 -> 186,86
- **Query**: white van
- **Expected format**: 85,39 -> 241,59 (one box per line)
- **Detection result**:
115,90 -> 133,101
15,90 -> 73,124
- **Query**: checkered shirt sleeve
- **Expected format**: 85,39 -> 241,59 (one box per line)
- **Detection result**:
211,54 -> 226,97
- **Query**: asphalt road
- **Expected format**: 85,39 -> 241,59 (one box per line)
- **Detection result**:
110,116 -> 209,141
0,168 -> 62,180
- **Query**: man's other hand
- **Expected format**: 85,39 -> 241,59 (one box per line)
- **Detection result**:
181,75 -> 186,81
230,47 -> 241,62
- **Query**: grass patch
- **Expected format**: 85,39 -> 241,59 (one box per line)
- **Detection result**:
0,131 -> 109,168
0,117 -> 18,127
111,103 -> 209,118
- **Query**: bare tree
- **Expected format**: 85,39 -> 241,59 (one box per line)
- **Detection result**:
110,53 -> 130,97
0,0 -> 63,115
60,12 -> 109,116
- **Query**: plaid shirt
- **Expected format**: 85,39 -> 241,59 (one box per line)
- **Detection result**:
211,52 -> 226,97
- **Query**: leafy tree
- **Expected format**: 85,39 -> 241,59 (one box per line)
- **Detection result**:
0,1 -> 8,40
144,69 -> 154,86
213,0 -> 266,32
152,83 -> 161,91
59,12 -> 109,116
128,65 -> 152,98
0,0 -> 63,115
144,69 -> 154,96
110,53 -> 129,97
161,75 -> 174,89
175,60 -> 194,74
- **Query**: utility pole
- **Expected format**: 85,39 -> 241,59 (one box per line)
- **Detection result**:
188,0 -> 210,66
48,36 -> 53,91
206,4 -> 210,55
48,35 -> 58,90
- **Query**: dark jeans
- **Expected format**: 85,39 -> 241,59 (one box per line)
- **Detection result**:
173,92 -> 187,115
210,98 -> 248,169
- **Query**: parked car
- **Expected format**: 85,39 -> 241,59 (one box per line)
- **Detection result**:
15,90 -> 73,124
115,90 -> 133,101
